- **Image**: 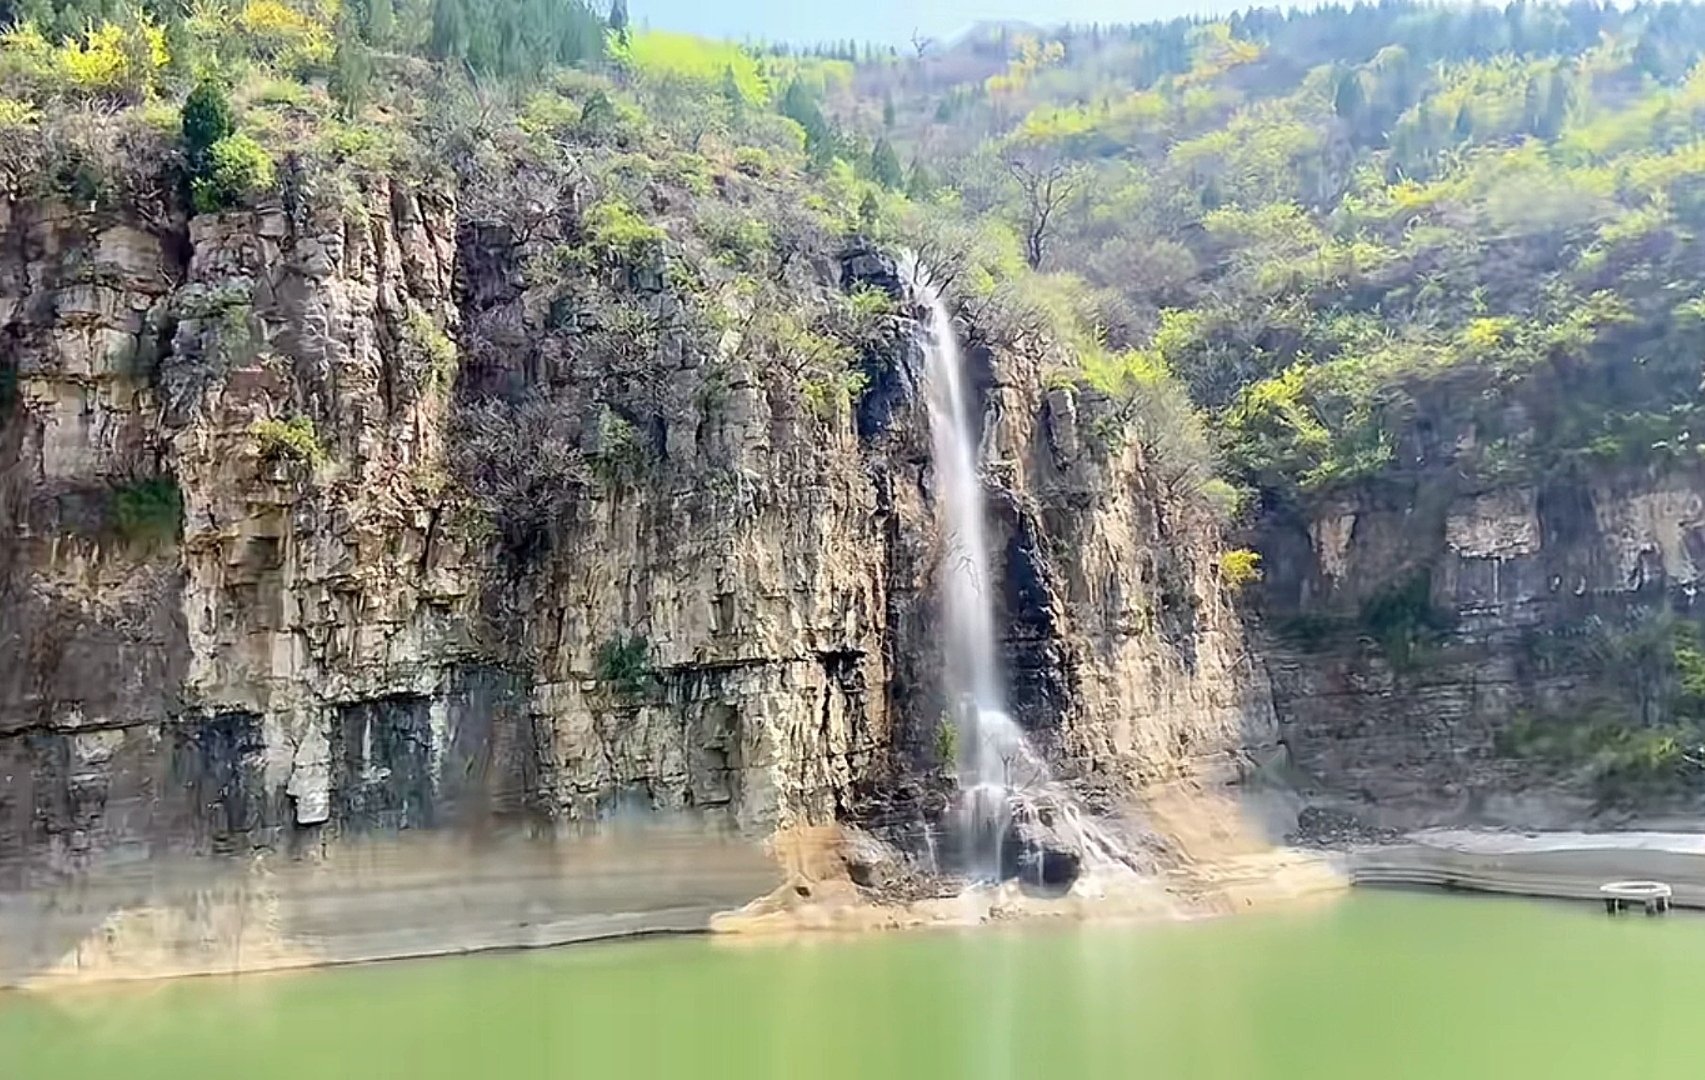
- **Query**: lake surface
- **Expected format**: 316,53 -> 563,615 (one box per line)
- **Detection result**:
5,890 -> 1700,1079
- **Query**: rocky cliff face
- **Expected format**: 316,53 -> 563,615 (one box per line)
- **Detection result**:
0,166 -> 1271,917
1257,450 -> 1705,827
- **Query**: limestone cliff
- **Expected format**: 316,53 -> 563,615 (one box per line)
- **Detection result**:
1255,443 -> 1705,827
0,159 -> 1270,931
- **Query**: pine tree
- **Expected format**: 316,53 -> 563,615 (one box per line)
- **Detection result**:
182,80 -> 234,167
163,10 -> 199,83
719,65 -> 745,129
857,189 -> 879,233
1333,68 -> 1365,122
364,0 -> 394,47
551,0 -> 605,66
428,0 -> 467,62
608,0 -> 628,44
1522,75 -> 1545,136
882,92 -> 895,129
465,4 -> 499,73
1453,103 -> 1475,143
780,81 -> 830,152
116,6 -> 159,104
869,137 -> 902,189
329,10 -> 372,120
1540,66 -> 1574,139
905,158 -> 934,200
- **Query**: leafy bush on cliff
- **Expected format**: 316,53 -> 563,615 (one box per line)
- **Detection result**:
112,476 -> 183,549
1217,549 -> 1262,592
583,198 -> 666,264
595,633 -> 652,694
251,416 -> 327,466
190,130 -> 274,212
402,308 -> 458,393
1358,573 -> 1455,669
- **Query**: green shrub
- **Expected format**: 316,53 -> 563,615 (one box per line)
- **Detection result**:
1358,572 -> 1453,668
933,716 -> 958,766
577,90 -> 619,141
587,407 -> 649,485
1200,477 -> 1249,520
1494,710 -> 1702,802
583,199 -> 665,264
320,122 -> 399,170
732,146 -> 771,176
251,415 -> 327,465
801,367 -> 870,419
1272,612 -> 1351,650
112,476 -> 183,548
847,284 -> 894,320
665,151 -> 712,195
403,308 -> 457,391
191,132 -> 275,213
595,633 -> 651,693
702,211 -> 771,268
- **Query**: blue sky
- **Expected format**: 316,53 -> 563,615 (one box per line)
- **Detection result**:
629,1 -> 1236,45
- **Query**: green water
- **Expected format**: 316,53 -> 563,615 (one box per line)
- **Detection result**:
5,891 -> 1701,1079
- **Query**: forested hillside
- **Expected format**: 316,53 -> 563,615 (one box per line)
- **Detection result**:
7,0 -> 1705,507
856,3 -> 1705,509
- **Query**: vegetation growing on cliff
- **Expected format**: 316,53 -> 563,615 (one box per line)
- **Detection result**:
251,415 -> 328,465
8,0 -> 1705,547
1500,610 -> 1705,800
111,476 -> 184,549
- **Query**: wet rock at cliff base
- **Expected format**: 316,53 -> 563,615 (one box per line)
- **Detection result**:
839,827 -> 910,890
1000,799 -> 1084,890
1287,806 -> 1402,849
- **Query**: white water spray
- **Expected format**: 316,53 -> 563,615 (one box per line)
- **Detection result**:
907,258 -> 1050,877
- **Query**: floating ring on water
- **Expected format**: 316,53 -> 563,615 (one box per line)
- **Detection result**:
1599,881 -> 1673,900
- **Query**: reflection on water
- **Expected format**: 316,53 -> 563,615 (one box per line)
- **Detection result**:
6,890 -> 1704,1079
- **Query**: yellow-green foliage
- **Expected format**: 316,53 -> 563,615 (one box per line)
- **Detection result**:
610,30 -> 769,104
1421,56 -> 1545,142
234,0 -> 331,64
757,54 -> 853,99
732,146 -> 772,176
701,212 -> 772,268
191,132 -> 276,212
584,199 -> 666,263
985,36 -> 1066,98
6,17 -> 170,98
519,89 -> 581,136
0,96 -> 39,127
251,415 -> 327,465
1169,105 -> 1322,206
404,308 -> 458,390
1218,548 -> 1263,590
1179,21 -> 1263,85
1081,344 -> 1172,398
1461,316 -> 1517,354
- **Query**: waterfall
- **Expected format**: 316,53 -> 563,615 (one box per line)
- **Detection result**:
907,258 -> 1051,878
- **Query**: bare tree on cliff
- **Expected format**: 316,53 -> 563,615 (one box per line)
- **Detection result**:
1002,141 -> 1083,271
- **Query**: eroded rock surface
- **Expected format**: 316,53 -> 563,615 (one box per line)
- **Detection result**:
1,176 -> 1274,980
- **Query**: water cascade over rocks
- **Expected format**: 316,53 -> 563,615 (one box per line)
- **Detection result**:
906,258 -> 1139,888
